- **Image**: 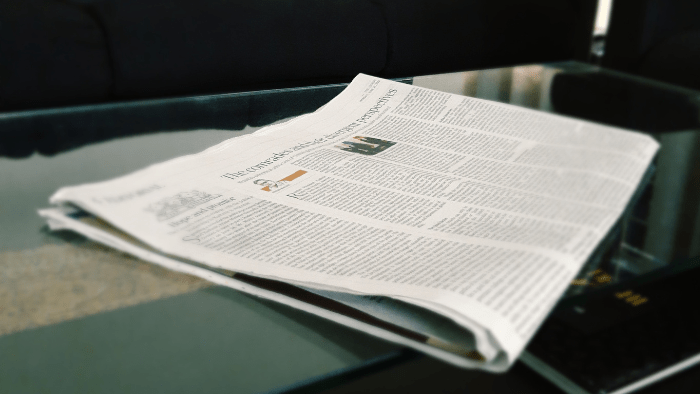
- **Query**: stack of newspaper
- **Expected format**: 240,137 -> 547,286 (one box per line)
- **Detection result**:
40,74 -> 659,372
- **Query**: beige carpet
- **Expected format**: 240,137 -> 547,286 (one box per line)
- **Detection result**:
0,242 -> 211,337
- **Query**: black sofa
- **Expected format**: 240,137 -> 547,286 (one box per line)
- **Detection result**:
604,0 -> 700,91
1,0 -> 597,113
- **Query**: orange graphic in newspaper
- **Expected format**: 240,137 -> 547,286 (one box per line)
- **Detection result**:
253,170 -> 307,192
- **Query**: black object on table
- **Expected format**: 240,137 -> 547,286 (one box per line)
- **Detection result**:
523,256 -> 700,394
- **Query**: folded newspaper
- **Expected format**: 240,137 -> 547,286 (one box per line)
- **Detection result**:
41,74 -> 659,372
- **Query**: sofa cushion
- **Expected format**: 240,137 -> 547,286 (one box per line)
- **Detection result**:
373,0 -> 579,77
0,0 -> 112,111
87,0 -> 388,99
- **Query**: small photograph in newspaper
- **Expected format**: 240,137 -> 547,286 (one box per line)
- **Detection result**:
334,136 -> 397,155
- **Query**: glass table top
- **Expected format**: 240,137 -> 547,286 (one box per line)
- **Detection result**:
2,61 -> 700,393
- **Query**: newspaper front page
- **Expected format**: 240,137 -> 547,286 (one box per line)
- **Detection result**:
46,74 -> 659,371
